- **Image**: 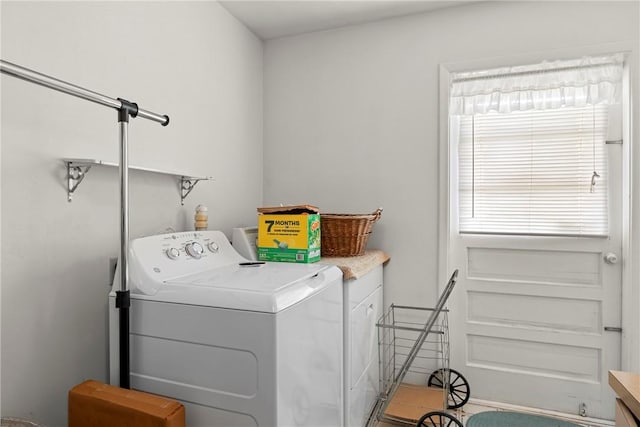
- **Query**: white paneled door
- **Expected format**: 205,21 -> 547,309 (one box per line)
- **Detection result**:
449,142 -> 623,420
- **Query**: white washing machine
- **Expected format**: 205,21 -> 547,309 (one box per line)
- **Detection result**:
109,230 -> 343,427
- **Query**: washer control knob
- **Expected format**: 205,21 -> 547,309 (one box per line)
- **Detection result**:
208,241 -> 220,253
185,242 -> 204,259
166,247 -> 180,260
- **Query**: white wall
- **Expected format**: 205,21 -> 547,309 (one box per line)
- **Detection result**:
1,2 -> 263,425
264,0 -> 639,319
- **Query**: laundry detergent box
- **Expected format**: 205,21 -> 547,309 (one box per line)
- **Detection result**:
257,205 -> 321,263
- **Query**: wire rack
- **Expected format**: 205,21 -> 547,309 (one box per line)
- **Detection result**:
367,270 -> 466,427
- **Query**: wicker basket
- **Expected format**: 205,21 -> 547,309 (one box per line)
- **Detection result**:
321,208 -> 382,257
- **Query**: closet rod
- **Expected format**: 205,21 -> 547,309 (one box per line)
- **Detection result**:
1,58 -> 171,390
0,60 -> 169,125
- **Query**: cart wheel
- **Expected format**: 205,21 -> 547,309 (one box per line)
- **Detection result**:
427,368 -> 470,409
416,411 -> 463,427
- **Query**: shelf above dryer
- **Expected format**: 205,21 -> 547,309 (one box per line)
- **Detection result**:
63,158 -> 213,205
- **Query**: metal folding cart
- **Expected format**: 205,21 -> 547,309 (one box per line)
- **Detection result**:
368,270 -> 469,427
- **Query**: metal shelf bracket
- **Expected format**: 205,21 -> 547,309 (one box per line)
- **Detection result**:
181,177 -> 207,206
67,162 -> 92,202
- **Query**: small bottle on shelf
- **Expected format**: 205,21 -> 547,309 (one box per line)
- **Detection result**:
195,205 -> 208,230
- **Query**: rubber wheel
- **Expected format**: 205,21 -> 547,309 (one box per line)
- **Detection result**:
427,368 -> 470,409
416,411 -> 463,427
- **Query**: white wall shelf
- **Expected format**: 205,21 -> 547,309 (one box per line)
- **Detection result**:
63,158 -> 213,205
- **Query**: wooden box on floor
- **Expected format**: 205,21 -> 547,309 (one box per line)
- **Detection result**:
609,371 -> 640,427
68,380 -> 185,427
616,398 -> 639,427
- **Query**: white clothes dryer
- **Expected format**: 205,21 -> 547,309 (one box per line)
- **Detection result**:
109,230 -> 343,427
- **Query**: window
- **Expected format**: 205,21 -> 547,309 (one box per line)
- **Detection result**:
450,54 -> 623,237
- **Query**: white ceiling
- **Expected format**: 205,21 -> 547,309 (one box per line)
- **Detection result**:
219,1 -> 481,40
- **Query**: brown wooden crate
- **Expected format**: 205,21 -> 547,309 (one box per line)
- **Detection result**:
68,380 -> 184,427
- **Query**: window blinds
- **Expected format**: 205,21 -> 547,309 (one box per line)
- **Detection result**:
456,104 -> 610,237
452,53 -> 623,237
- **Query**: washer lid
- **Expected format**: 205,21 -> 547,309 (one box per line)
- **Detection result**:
155,262 -> 340,312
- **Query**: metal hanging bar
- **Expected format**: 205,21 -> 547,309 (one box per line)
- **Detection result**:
0,60 -> 169,126
116,109 -> 131,389
1,58 -> 170,390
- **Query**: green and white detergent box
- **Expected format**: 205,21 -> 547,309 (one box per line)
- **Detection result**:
257,205 -> 321,263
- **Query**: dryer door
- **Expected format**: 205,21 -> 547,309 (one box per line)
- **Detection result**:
350,286 -> 383,427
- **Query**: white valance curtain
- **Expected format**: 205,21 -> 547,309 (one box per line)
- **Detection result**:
450,53 -> 624,115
